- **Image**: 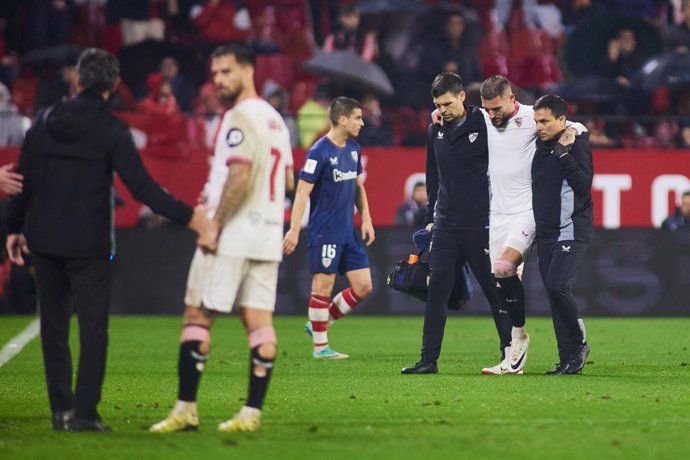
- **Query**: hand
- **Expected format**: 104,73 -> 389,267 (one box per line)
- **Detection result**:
425,223 -> 434,232
0,163 -> 23,195
555,128 -> 576,157
361,220 -> 376,246
188,205 -> 219,251
6,234 -> 30,266
282,228 -> 299,255
431,109 -> 444,126
607,38 -> 621,61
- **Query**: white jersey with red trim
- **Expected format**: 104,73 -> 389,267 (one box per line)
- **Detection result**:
205,97 -> 293,261
483,103 -> 537,215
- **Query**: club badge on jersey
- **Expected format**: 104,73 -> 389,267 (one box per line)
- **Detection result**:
226,128 -> 244,147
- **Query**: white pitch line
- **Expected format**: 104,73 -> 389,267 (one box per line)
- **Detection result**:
0,318 -> 40,368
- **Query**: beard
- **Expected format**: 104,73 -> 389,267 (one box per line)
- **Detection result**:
490,114 -> 510,128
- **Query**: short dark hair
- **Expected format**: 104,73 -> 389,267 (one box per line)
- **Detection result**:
480,75 -> 512,100
77,48 -> 119,93
683,190 -> 690,199
431,72 -> 464,98
533,94 -> 568,118
210,43 -> 256,67
329,97 -> 362,124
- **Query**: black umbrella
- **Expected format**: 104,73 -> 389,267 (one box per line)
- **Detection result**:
304,50 -> 394,96
562,15 -> 662,77
551,76 -> 627,102
632,50 -> 690,90
22,44 -> 84,67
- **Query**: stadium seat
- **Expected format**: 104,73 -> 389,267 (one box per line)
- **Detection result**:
481,54 -> 509,79
510,28 -> 554,61
516,54 -> 562,89
11,77 -> 39,116
289,80 -> 317,113
255,53 -> 294,96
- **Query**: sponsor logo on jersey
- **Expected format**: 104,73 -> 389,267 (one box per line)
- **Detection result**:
333,169 -> 358,182
561,245 -> 571,252
469,132 -> 478,143
483,248 -> 490,255
521,230 -> 529,237
226,128 -> 244,147
330,156 -> 338,165
351,150 -> 359,161
514,117 -> 523,127
437,131 -> 444,139
304,158 -> 318,174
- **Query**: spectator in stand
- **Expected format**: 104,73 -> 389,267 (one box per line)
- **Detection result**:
676,119 -> 690,148
358,93 -> 393,147
30,0 -> 73,50
496,0 -> 564,38
0,82 -> 30,147
600,28 -> 646,88
395,181 -> 428,228
110,0 -> 166,46
297,85 -> 331,148
668,0 -> 690,51
0,19 -> 18,90
158,56 -> 195,112
188,82 -> 223,149
583,118 -> 622,149
323,4 -> 377,62
420,9 -> 483,87
190,0 -> 252,47
661,190 -> 690,230
263,79 -> 299,148
137,78 -> 181,115
34,65 -> 79,113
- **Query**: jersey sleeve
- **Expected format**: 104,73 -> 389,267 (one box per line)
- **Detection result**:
216,110 -> 256,165
299,145 -> 325,183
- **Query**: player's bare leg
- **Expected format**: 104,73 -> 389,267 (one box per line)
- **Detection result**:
219,307 -> 276,433
307,273 -> 348,358
150,305 -> 217,432
494,246 -> 530,373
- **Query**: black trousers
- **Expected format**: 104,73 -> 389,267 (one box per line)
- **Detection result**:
421,226 -> 512,363
537,239 -> 587,361
33,252 -> 111,418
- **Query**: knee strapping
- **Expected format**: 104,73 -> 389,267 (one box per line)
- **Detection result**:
493,259 -> 517,278
181,324 -> 210,343
248,326 -> 277,348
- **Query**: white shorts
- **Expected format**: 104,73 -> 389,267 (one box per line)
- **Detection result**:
184,249 -> 279,313
489,210 -> 536,266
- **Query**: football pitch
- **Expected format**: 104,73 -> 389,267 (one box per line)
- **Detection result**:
1,315 -> 689,460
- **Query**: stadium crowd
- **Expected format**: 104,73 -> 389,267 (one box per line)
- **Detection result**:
0,0 -> 689,150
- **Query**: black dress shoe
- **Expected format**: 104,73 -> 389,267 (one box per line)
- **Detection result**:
70,417 -> 112,432
565,342 -> 590,374
544,362 -> 568,375
401,360 -> 438,374
52,410 -> 75,431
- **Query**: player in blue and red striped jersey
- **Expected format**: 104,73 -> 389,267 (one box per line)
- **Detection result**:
283,97 -> 375,359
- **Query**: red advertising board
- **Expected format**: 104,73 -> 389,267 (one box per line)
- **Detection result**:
293,148 -> 690,228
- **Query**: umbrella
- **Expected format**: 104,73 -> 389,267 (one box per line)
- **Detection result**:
562,15 -> 662,77
304,50 -> 394,96
632,50 -> 690,90
22,44 -> 84,67
551,76 -> 626,102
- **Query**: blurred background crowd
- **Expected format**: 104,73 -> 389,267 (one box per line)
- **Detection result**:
1,0 -> 690,151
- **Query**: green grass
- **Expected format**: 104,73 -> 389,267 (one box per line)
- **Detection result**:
1,316 -> 689,460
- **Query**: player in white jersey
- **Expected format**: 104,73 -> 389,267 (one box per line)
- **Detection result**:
151,43 -> 294,434
479,76 -> 585,375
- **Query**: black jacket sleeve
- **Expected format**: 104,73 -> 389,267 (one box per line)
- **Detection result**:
110,125 -> 193,224
557,134 -> 593,198
425,125 -> 438,225
7,127 -> 35,234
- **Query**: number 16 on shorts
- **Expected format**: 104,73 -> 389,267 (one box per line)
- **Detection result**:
322,244 -> 337,268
